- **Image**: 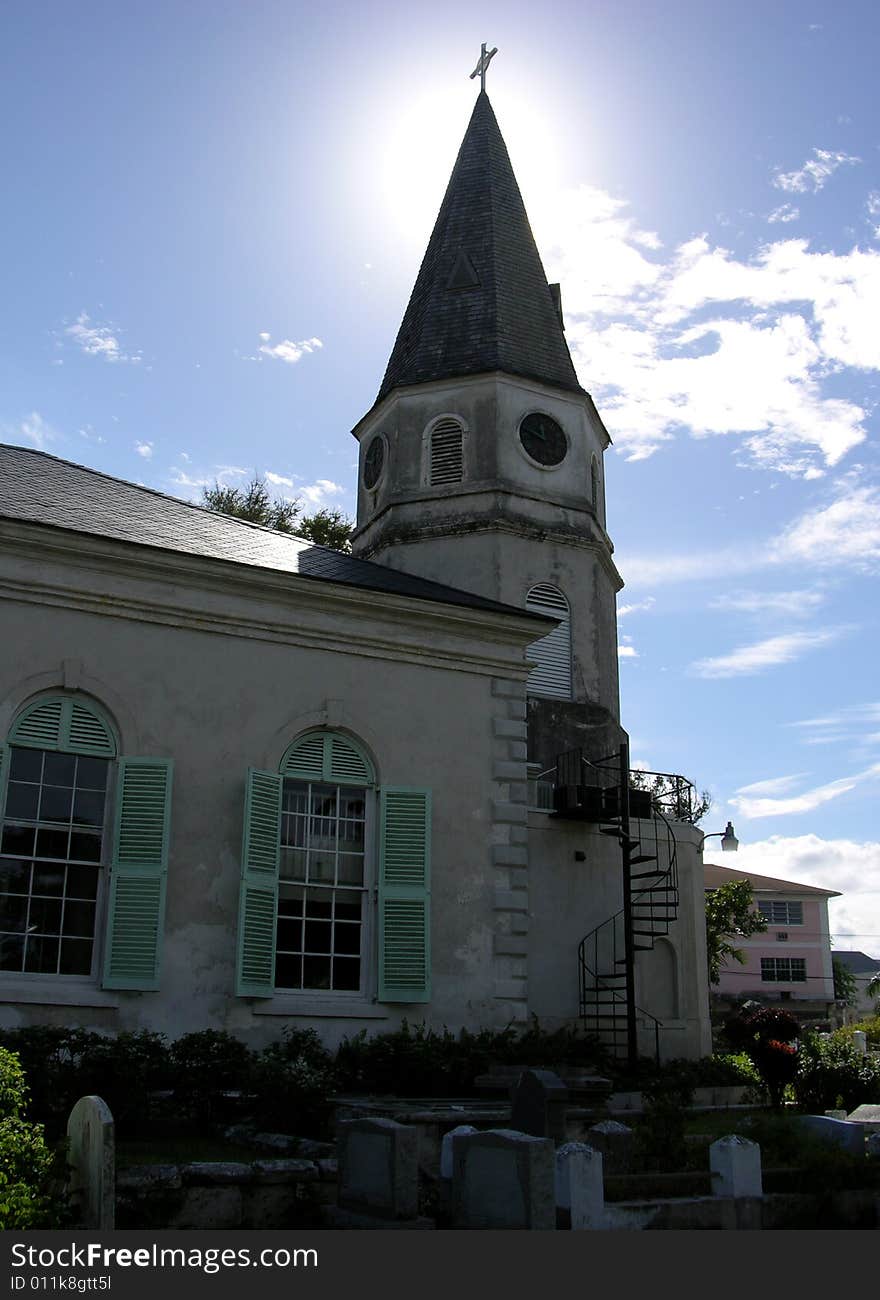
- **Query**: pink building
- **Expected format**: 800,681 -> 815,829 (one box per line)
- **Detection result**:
704,863 -> 839,1004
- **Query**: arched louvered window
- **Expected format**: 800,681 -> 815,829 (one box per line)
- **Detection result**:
428,418 -> 464,486
0,693 -> 173,991
525,584 -> 572,700
591,457 -> 600,514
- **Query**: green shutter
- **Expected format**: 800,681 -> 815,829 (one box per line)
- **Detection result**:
0,744 -> 7,814
10,697 -> 115,757
236,769 -> 282,997
281,731 -> 374,784
103,758 -> 173,991
378,787 -> 431,1003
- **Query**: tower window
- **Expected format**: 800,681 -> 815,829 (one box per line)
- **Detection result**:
525,584 -> 572,700
428,418 -> 464,486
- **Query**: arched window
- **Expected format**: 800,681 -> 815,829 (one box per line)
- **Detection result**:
428,417 -> 464,486
0,694 -> 172,989
525,585 -> 572,700
236,730 -> 432,1005
590,456 -> 601,514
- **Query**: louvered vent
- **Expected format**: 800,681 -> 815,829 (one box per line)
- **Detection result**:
10,697 -> 116,756
10,699 -> 64,749
116,764 -> 171,866
105,877 -> 162,981
429,419 -> 464,486
382,899 -> 428,989
282,732 -> 374,785
525,584 -> 572,700
239,888 -> 276,986
382,791 -> 429,885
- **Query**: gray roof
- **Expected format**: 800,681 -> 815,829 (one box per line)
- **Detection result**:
376,91 -> 584,405
0,444 -> 552,623
703,862 -> 840,897
832,950 -> 880,973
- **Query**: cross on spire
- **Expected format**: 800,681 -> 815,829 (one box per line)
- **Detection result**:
469,42 -> 498,92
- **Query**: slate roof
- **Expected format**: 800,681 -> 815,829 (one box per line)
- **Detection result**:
704,862 -> 841,898
0,444 -> 553,623
376,91 -> 584,404
831,950 -> 880,974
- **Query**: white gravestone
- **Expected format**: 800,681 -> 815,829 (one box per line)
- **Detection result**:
709,1135 -> 762,1198
67,1095 -> 115,1229
555,1142 -> 604,1230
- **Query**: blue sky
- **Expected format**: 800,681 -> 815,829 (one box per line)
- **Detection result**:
3,2 -> 880,955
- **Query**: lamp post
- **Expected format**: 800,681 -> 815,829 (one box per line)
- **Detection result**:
698,821 -> 739,852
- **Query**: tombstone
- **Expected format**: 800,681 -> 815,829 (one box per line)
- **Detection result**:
336,1117 -> 418,1219
510,1069 -> 568,1141
451,1129 -> 555,1230
555,1142 -> 604,1230
796,1114 -> 866,1156
440,1125 -> 477,1180
67,1095 -> 115,1229
586,1119 -> 635,1173
709,1135 -> 762,1198
824,1109 -> 848,1121
851,1030 -> 867,1056
845,1104 -> 880,1133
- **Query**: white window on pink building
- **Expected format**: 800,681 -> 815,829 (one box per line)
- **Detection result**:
758,901 -> 803,926
761,957 -> 806,982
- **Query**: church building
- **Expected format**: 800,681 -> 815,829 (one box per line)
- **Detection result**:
0,83 -> 711,1061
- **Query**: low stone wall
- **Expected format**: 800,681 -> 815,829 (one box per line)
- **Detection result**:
116,1158 -> 337,1229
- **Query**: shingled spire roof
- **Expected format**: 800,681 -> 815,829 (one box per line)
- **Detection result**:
376,90 -> 584,403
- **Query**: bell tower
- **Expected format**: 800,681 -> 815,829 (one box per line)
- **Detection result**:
351,83 -> 625,764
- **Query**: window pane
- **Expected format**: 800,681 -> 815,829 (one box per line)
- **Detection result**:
0,896 -> 28,933
303,955 -> 331,988
277,886 -> 304,915
1,826 -> 35,857
35,828 -> 69,860
279,847 -> 308,880
39,785 -> 73,823
304,920 -> 332,953
24,935 -> 60,974
0,860 -> 31,894
0,935 -> 25,971
334,922 -> 360,955
62,900 -> 96,938
274,953 -> 302,989
9,749 -> 42,782
337,853 -> 364,885
276,917 -> 302,952
69,832 -> 102,863
282,786 -> 309,817
31,864 -> 65,896
305,896 -> 332,920
66,864 -> 98,901
338,791 -> 365,821
4,783 -> 40,820
333,958 -> 360,991
308,854 -> 335,884
335,892 -> 363,922
72,790 -> 105,828
28,897 -> 63,935
60,939 -> 93,976
76,758 -> 109,790
43,753 -> 75,786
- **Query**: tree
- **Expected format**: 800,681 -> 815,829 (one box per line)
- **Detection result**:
705,878 -> 768,984
201,475 -> 354,552
832,958 -> 858,1006
629,770 -> 712,824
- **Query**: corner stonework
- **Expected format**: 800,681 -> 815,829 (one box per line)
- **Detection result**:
490,677 -> 530,1020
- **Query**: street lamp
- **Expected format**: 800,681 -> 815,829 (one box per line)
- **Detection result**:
698,821 -> 739,852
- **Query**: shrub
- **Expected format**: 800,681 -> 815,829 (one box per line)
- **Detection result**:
169,1031 -> 254,1131
79,1032 -> 172,1135
0,1028 -> 104,1138
792,1029 -> 880,1113
251,1028 -> 337,1137
720,1006 -> 801,1108
633,1077 -> 694,1172
0,1048 -> 66,1229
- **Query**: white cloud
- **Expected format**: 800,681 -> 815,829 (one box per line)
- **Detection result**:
708,588 -> 825,616
10,411 -> 57,450
618,646 -> 639,658
618,596 -> 655,619
299,479 -> 344,509
772,148 -> 860,194
66,312 -> 141,364
767,204 -> 800,224
255,334 -> 323,365
730,835 -> 880,956
730,766 -> 880,818
734,773 -> 810,797
265,471 -> 295,489
135,441 -> 153,459
690,627 -> 846,678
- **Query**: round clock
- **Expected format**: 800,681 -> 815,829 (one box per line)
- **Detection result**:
363,435 -> 385,489
518,413 -> 567,466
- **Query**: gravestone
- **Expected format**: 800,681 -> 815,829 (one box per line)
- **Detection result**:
440,1125 -> 477,1180
851,1030 -> 867,1056
510,1069 -> 568,1141
451,1129 -> 555,1229
67,1095 -> 115,1229
336,1117 -> 418,1219
586,1119 -> 635,1173
846,1104 -> 880,1133
555,1142 -> 604,1230
709,1136 -> 762,1198
796,1114 -> 866,1155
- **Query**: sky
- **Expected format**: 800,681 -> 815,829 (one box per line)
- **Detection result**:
2,1 -> 879,960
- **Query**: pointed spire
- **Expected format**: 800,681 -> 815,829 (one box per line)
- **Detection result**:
376,92 -> 583,404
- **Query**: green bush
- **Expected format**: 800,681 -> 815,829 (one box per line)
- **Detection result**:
169,1031 -> 254,1131
79,1032 -> 172,1135
252,1029 -> 337,1137
792,1029 -> 880,1112
0,1048 -> 66,1229
0,1028 -> 104,1138
633,1077 -> 694,1172
847,1015 -> 880,1048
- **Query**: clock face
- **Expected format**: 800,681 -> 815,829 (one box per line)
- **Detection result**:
363,435 -> 385,489
518,413 -> 567,466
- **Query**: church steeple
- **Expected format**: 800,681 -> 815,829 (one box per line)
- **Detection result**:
377,91 -> 583,405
